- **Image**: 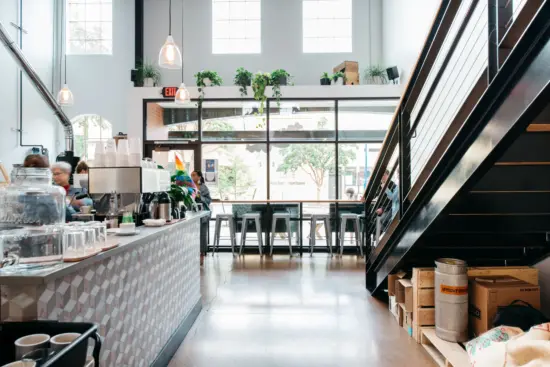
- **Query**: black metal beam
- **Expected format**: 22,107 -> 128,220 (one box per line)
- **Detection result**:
473,165 -> 550,191
366,3 -> 550,295
135,0 -> 144,66
449,191 -> 550,214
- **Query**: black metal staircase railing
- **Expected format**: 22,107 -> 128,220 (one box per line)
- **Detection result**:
363,0 -> 550,295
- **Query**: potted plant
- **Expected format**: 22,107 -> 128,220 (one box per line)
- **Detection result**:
194,70 -> 223,99
320,72 -> 331,85
252,72 -> 271,113
270,69 -> 292,108
364,65 -> 388,85
331,71 -> 345,85
234,67 -> 253,97
137,61 -> 161,87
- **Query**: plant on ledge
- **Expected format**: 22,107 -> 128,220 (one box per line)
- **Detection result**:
364,65 -> 388,85
194,70 -> 223,99
252,72 -> 271,114
136,60 -> 161,87
331,71 -> 345,85
320,72 -> 331,85
234,67 -> 253,97
270,69 -> 292,108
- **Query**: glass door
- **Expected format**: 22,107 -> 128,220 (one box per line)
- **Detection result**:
144,143 -> 201,173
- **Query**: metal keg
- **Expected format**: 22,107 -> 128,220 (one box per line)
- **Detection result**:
435,258 -> 468,342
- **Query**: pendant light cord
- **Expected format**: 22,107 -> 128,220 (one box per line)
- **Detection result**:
62,0 -> 67,84
169,0 -> 172,36
181,0 -> 184,82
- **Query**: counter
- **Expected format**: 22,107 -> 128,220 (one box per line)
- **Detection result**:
0,211 -> 209,367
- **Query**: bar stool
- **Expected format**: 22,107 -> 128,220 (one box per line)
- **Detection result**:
270,212 -> 293,256
213,213 -> 237,255
308,214 -> 332,256
338,213 -> 363,257
239,212 -> 263,255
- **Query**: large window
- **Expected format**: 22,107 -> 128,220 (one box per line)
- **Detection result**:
212,0 -> 261,54
66,0 -> 113,55
72,115 -> 112,161
269,101 -> 335,141
302,0 -> 352,53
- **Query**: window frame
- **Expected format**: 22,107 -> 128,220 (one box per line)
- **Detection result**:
211,0 -> 262,54
302,0 -> 353,54
66,0 -> 113,55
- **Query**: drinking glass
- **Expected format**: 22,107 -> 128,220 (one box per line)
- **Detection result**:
63,230 -> 85,259
116,139 -> 129,167
128,137 -> 142,166
91,222 -> 107,251
82,227 -> 97,254
94,141 -> 106,167
104,139 -> 117,167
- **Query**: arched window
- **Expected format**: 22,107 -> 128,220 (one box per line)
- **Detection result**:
72,115 -> 112,160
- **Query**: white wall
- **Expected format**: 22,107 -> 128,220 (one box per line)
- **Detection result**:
64,0 -> 135,134
0,0 -> 58,174
144,0 -> 383,87
381,0 -> 440,83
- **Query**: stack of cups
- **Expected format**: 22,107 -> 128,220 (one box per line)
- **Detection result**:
104,139 -> 117,167
117,139 -> 130,167
128,137 -> 142,167
94,141 -> 106,168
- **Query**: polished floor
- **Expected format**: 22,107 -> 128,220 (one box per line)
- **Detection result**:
169,254 -> 435,367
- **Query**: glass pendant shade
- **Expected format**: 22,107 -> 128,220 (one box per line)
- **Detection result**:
175,83 -> 190,104
57,84 -> 74,106
159,35 -> 182,69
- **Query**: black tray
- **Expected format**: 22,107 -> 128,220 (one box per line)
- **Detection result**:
0,321 -> 101,367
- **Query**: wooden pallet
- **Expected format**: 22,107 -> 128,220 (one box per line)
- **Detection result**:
420,328 -> 470,367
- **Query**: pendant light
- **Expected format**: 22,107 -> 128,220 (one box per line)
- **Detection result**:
159,0 -> 182,69
175,0 -> 190,104
56,2 -> 74,106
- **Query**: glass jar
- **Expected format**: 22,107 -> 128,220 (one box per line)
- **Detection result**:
0,225 -> 64,272
0,167 -> 65,226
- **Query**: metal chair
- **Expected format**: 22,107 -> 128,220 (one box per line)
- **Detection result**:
338,213 -> 363,257
239,212 -> 263,255
308,214 -> 332,256
213,213 -> 237,255
270,212 -> 292,256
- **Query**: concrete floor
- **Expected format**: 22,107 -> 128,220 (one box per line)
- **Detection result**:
169,254 -> 435,367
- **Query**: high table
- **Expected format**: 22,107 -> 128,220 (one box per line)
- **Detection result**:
0,211 -> 209,367
209,200 -> 372,255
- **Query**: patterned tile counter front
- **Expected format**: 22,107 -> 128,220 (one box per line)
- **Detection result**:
0,212 -> 207,367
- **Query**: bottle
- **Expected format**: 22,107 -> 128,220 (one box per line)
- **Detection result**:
106,192 -> 119,229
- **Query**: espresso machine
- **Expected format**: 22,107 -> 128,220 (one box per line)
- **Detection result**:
88,167 -> 171,225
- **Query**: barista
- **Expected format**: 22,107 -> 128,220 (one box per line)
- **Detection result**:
51,162 -> 93,219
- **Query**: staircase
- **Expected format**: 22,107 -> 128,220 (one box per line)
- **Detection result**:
364,0 -> 550,296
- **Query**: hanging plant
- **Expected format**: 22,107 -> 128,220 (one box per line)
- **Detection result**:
270,69 -> 291,108
234,67 -> 253,97
252,72 -> 271,114
194,70 -> 223,99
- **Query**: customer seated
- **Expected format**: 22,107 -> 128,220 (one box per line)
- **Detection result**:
51,161 -> 93,220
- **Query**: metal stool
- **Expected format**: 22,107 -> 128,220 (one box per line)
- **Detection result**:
213,213 -> 237,255
270,212 -> 292,256
308,214 -> 332,256
239,212 -> 263,255
338,213 -> 363,257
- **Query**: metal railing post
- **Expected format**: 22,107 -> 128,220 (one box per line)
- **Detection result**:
399,108 -> 411,217
488,0 -> 499,82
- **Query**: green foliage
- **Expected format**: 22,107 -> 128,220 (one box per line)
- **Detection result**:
136,60 -> 161,85
217,156 -> 254,200
364,65 -> 388,84
321,72 -> 330,79
194,70 -> 223,99
270,69 -> 292,108
278,144 -> 356,199
331,71 -> 345,82
234,67 -> 253,97
252,72 -> 271,114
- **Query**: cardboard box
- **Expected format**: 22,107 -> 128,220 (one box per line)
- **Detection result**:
388,271 -> 407,296
469,276 -> 541,336
389,295 -> 398,319
397,302 -> 404,327
396,278 -> 413,312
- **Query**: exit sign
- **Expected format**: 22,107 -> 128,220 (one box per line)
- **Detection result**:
162,87 -> 178,98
